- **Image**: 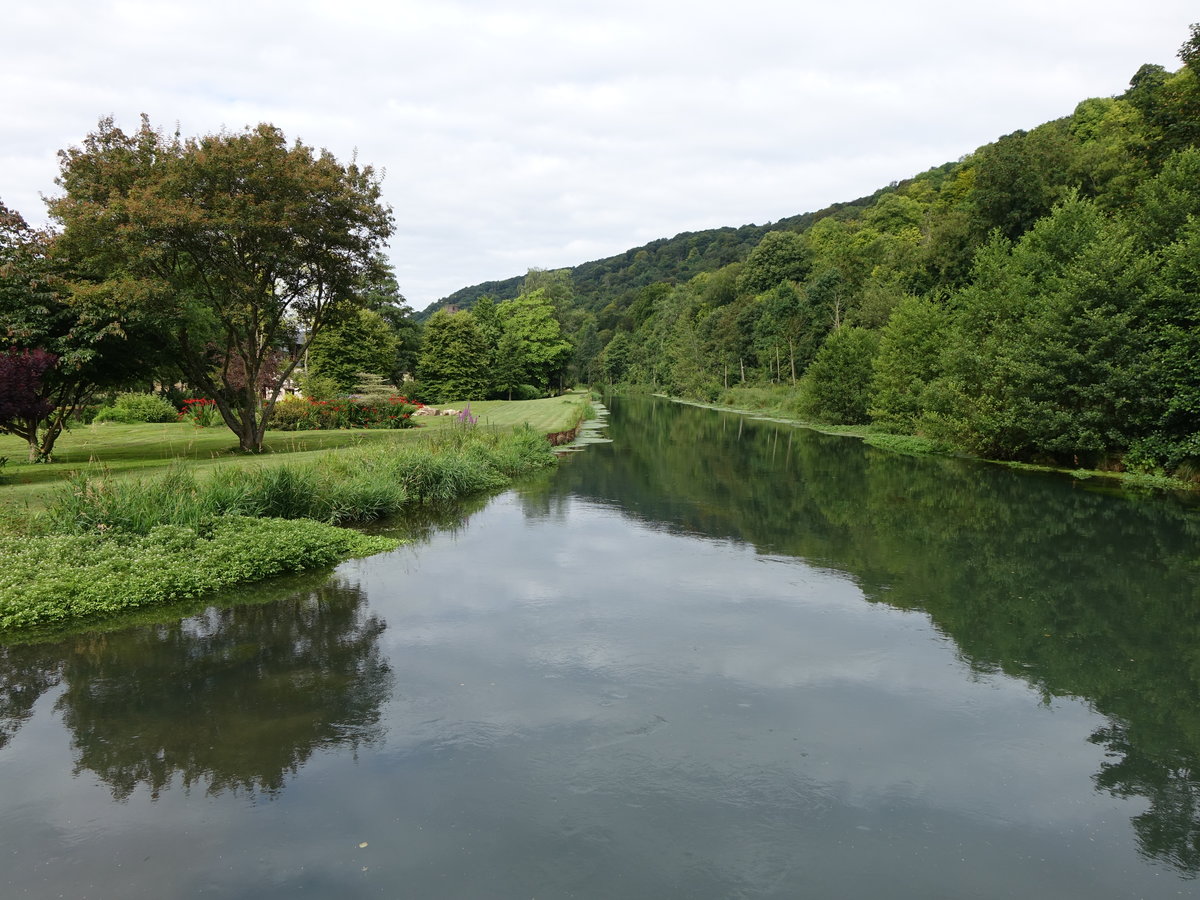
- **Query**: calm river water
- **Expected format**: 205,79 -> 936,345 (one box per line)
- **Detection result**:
3,395 -> 1200,898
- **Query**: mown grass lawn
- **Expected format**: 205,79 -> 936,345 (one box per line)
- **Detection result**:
0,393 -> 589,510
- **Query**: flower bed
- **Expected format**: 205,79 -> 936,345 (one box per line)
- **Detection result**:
271,395 -> 423,431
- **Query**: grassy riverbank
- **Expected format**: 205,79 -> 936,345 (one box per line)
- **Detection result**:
0,395 -> 588,634
667,386 -> 1194,493
0,393 -> 588,508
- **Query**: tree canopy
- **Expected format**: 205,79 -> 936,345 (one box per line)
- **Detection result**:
50,116 -> 394,452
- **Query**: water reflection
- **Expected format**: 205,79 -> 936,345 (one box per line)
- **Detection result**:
1,578 -> 390,800
0,644 -> 61,750
559,395 -> 1200,875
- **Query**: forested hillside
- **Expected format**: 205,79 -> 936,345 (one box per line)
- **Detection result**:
418,195 -> 886,318
423,25 -> 1200,476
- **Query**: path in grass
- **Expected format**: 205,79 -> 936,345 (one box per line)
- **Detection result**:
1,394 -> 589,510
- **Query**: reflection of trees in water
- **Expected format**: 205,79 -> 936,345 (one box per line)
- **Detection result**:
1091,723 -> 1200,876
575,395 -> 1200,876
38,578 -> 393,800
0,645 -> 62,750
374,492 -> 492,545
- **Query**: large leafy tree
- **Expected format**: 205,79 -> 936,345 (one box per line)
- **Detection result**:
50,117 -> 394,452
735,230 -> 811,297
356,256 -> 421,382
926,197 -> 1151,462
496,290 -> 572,392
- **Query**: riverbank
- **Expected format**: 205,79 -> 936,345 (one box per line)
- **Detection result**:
657,390 -> 1195,494
0,393 -> 589,509
0,395 -> 589,635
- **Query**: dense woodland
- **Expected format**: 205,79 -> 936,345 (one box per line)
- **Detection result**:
419,27 -> 1200,475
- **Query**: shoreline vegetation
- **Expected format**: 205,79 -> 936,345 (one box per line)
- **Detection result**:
0,395 -> 589,636
657,388 -> 1196,495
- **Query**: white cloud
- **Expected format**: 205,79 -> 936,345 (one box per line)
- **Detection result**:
1,0 -> 1195,306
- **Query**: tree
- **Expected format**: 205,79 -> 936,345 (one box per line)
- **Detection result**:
356,256 -> 421,383
869,295 -> 947,431
497,290 -> 572,392
50,117 -> 394,452
735,230 -> 811,296
491,328 -> 527,400
305,308 -> 399,393
0,201 -> 161,460
601,331 -> 632,385
800,327 -> 880,424
0,350 -> 56,460
970,124 -> 1075,242
926,196 -> 1150,462
417,310 -> 490,402
470,295 -> 502,393
570,316 -> 603,386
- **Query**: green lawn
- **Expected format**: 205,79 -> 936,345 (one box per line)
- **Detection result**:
0,394 -> 589,510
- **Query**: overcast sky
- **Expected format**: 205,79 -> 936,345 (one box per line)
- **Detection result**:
2,2 -> 1194,308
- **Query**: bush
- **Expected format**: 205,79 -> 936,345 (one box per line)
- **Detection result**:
93,392 -> 179,424
512,384 -> 544,401
297,371 -> 342,402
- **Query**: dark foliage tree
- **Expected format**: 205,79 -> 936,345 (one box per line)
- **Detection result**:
735,230 -> 811,296
0,201 -> 164,460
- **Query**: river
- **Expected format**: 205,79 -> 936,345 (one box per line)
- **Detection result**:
2,395 -> 1199,898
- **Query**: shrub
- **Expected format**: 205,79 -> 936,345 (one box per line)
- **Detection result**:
93,392 -> 179,424
297,371 -> 342,402
512,384 -> 543,401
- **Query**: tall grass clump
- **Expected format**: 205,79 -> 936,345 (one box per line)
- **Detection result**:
43,465 -> 210,534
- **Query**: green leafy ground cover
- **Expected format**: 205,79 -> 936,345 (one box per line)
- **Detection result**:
0,518 -> 395,630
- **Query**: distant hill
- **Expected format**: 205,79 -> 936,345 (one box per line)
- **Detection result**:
416,189 -> 893,320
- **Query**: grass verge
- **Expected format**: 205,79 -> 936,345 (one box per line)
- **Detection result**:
0,393 -> 589,508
